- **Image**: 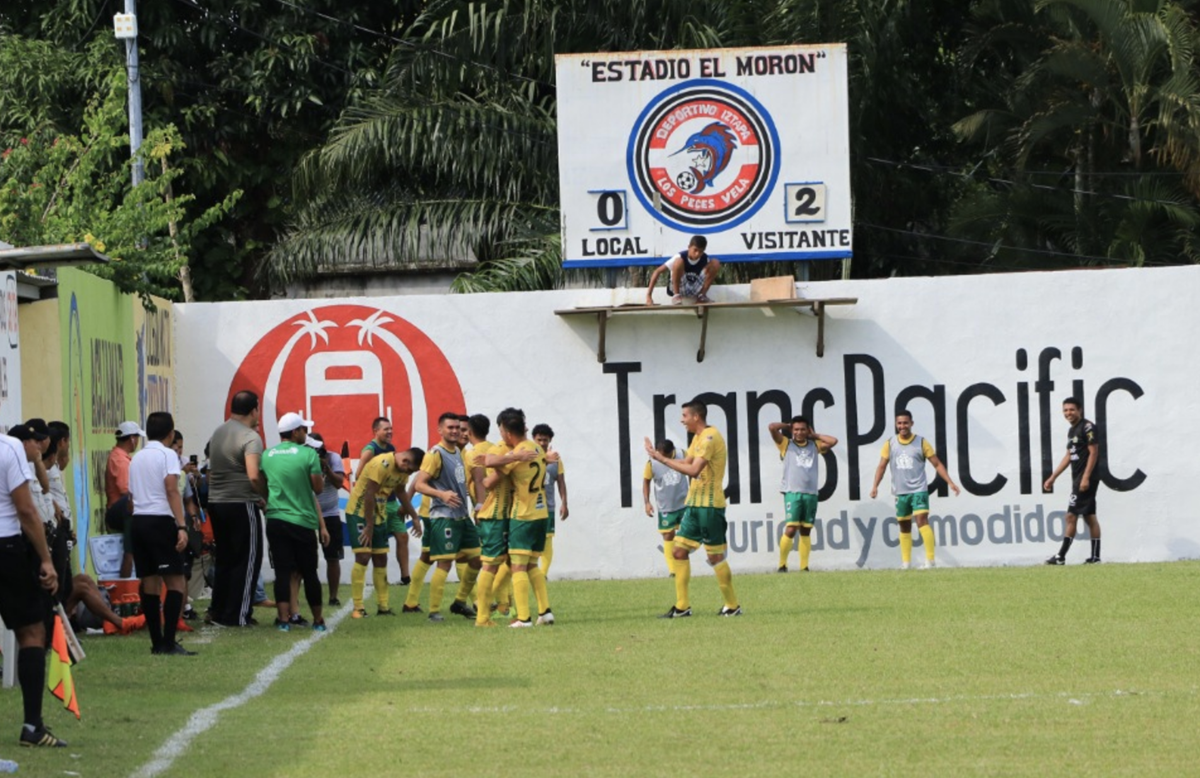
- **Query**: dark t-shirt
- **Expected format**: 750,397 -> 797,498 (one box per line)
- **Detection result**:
666,251 -> 709,295
1067,419 -> 1098,485
207,419 -> 264,502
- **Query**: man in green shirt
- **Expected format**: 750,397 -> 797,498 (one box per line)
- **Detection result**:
261,412 -> 330,632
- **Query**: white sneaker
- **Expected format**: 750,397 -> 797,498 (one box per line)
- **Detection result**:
922,559 -> 936,569
509,619 -> 533,629
900,562 -> 911,570
536,610 -> 555,626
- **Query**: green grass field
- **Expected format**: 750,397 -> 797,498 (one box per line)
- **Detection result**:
10,560 -> 1200,777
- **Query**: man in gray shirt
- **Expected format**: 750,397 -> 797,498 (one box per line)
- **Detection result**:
205,390 -> 266,626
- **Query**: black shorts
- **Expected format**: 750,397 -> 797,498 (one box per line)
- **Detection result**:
0,534 -> 50,629
130,515 -> 187,577
1068,485 -> 1097,517
266,519 -> 319,575
322,515 -> 344,561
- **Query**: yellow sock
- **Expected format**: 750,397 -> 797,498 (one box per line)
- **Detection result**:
539,536 -> 554,578
372,564 -> 390,610
404,558 -> 432,608
475,570 -> 496,625
662,538 -> 676,575
500,575 -> 514,608
351,562 -> 368,610
778,533 -> 794,569
800,535 -> 812,570
455,561 -> 467,585
714,560 -> 737,609
492,563 -> 512,608
673,555 -> 691,611
528,565 -> 550,614
429,567 -> 449,613
919,523 -> 936,561
512,570 -> 532,622
900,531 -> 913,565
455,565 -> 479,603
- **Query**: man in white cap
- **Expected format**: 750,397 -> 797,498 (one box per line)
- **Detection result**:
260,413 -> 329,631
106,421 -> 144,578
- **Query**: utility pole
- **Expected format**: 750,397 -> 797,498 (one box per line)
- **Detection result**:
114,1 -> 144,186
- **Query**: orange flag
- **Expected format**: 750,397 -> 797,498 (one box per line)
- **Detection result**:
48,614 -> 80,720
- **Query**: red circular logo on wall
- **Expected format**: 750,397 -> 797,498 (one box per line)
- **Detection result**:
226,305 -> 464,455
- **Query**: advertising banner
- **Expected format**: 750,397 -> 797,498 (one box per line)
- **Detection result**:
175,266 -> 1195,580
556,45 -> 851,268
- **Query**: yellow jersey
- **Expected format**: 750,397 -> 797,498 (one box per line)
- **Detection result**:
346,453 -> 409,523
685,426 -> 727,508
477,441 -> 513,520
501,439 -> 548,521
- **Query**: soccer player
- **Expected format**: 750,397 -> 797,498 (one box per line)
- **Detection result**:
412,413 -> 481,623
347,446 -> 423,618
1044,397 -> 1102,565
261,414 -> 330,631
0,423 -> 64,746
465,414 -> 510,626
769,416 -> 838,572
643,439 -> 688,577
644,235 -> 721,305
484,408 -> 549,627
644,400 -> 741,618
356,417 -> 411,585
401,477 -> 435,613
870,410 -> 961,569
307,433 -> 346,604
532,424 -> 568,579
128,412 -> 194,654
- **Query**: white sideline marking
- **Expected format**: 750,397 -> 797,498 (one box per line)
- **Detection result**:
406,688 -> 1170,717
130,603 -> 353,778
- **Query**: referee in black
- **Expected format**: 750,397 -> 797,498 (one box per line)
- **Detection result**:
0,426 -> 64,746
129,412 -> 195,655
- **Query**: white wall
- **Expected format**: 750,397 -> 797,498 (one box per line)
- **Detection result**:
0,271 -> 21,431
175,265 -> 1198,579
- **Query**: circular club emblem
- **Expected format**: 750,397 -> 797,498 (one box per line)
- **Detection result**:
227,305 -> 464,456
627,79 -> 780,232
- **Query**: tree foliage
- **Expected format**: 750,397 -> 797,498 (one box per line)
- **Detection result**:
0,71 -> 239,302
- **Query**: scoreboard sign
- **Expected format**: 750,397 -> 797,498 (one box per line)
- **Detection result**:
555,45 -> 850,268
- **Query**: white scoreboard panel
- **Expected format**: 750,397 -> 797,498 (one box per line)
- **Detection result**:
555,45 -> 851,268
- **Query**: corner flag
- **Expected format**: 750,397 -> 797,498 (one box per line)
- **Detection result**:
48,614 -> 80,719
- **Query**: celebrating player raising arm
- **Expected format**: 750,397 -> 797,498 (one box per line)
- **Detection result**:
768,417 -> 837,572
644,400 -> 740,618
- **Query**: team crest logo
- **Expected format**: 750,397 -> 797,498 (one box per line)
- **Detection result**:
227,305 -> 465,456
628,80 -> 780,231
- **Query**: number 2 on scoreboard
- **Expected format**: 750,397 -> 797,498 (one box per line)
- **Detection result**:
783,182 -> 826,224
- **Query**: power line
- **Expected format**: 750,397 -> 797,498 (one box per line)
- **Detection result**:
166,0 -> 357,77
856,222 -> 1125,265
265,0 -> 554,89
865,156 -> 1195,209
865,156 -> 1187,178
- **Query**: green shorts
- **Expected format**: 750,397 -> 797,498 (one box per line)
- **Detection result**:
784,492 -> 818,526
508,517 -> 548,557
676,506 -> 728,553
385,501 -> 407,534
546,510 -> 556,537
896,491 -> 930,519
478,518 -> 509,563
349,513 -> 390,552
419,517 -> 432,552
428,518 -> 481,561
658,508 -> 685,533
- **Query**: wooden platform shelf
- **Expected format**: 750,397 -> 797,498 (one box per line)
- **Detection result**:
554,297 -> 857,363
